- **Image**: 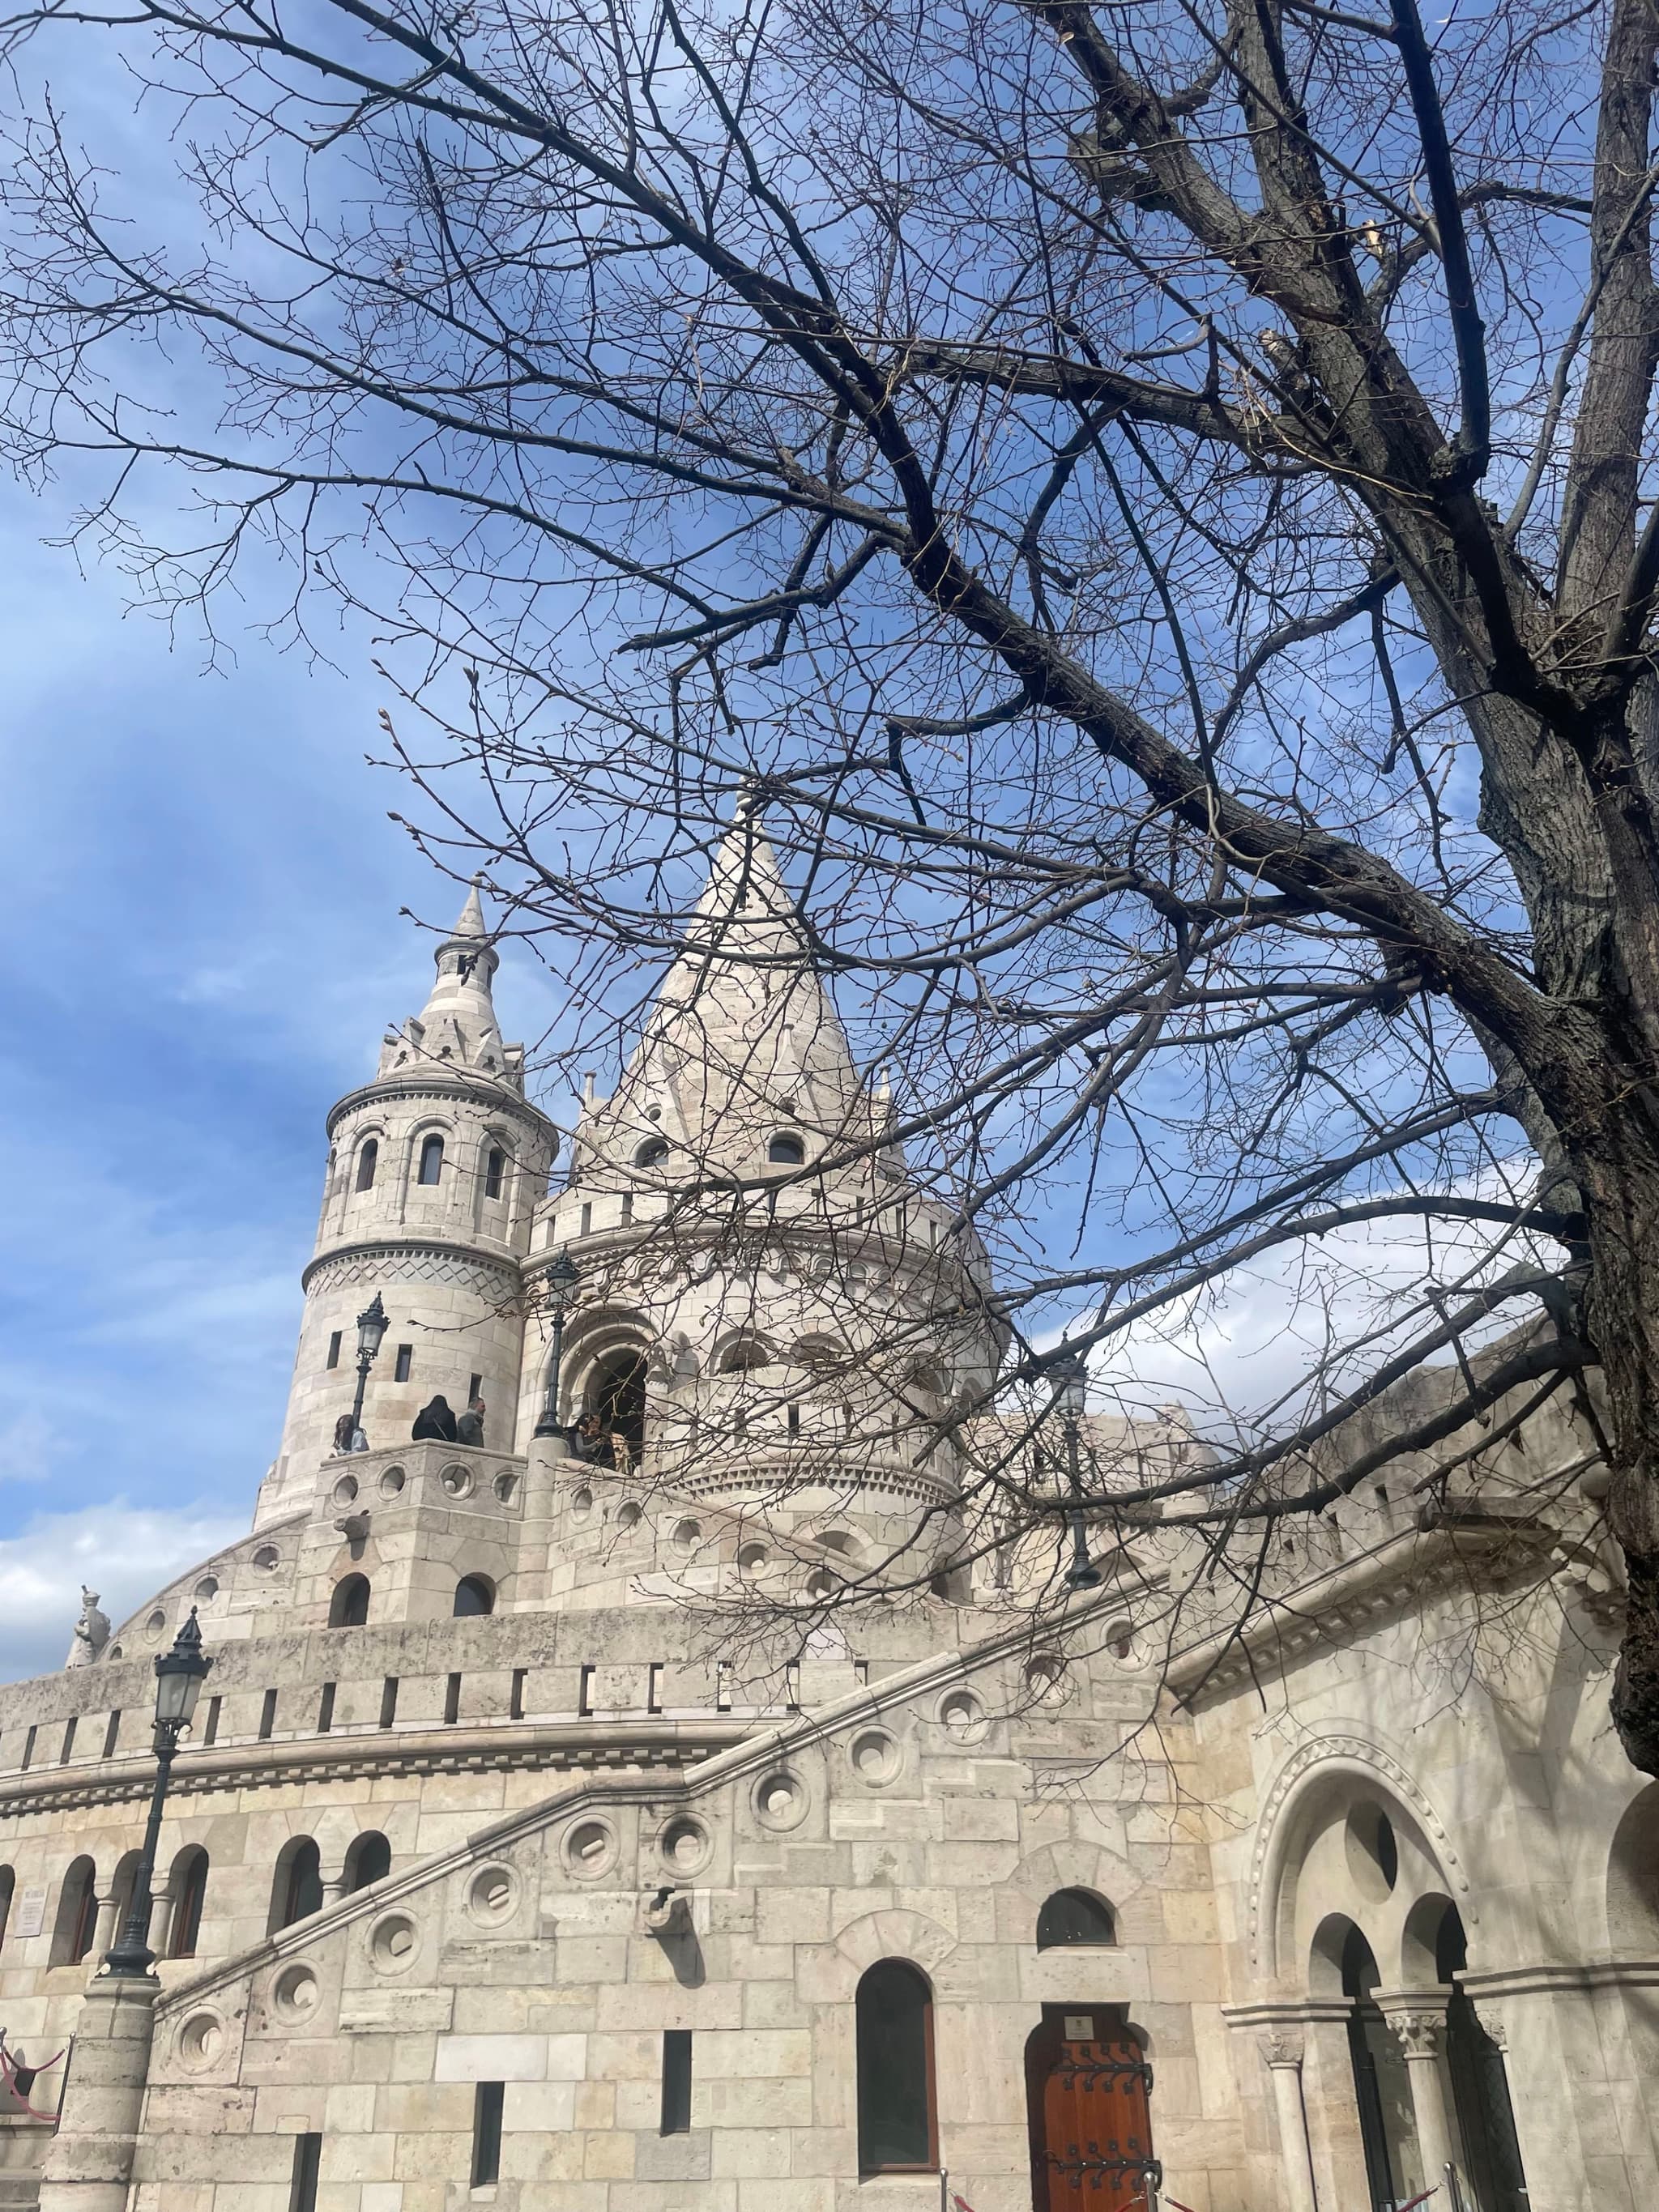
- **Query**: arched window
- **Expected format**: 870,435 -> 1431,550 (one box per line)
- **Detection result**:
1036,1889 -> 1117,1949
634,1136 -> 670,1168
855,1959 -> 937,2174
330,1574 -> 371,1628
484,1146 -> 505,1200
355,1139 -> 378,1192
767,1132 -> 805,1166
53,1856 -> 98,1967
168,1847 -> 210,1959
719,1336 -> 772,1375
1437,1905 -> 1529,2212
344,1832 -> 392,1893
454,1575 -> 496,1618
1340,1921 -> 1422,2210
270,1839 -> 323,1933
0,1865 -> 14,1950
418,1134 -> 445,1186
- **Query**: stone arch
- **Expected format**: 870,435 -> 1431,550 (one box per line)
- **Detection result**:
1607,1781 -> 1659,1952
1250,1732 -> 1471,1982
804,1907 -> 959,2005
473,1125 -> 515,1223
714,1328 -> 777,1375
1006,1839 -> 1145,1942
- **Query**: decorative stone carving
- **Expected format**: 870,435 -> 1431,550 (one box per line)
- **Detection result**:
1388,2011 -> 1443,2061
64,1587 -> 109,1669
1259,2028 -> 1304,2069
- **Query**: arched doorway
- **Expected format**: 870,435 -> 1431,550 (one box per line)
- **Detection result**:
579,1346 -> 647,1464
1437,1906 -> 1528,2212
1025,2007 -> 1157,2212
1335,1922 -> 1423,2212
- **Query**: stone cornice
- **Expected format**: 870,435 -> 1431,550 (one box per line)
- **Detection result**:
302,1236 -> 522,1294
1458,1958 -> 1659,1999
1222,2000 -> 1355,2029
0,1716 -> 753,1822
1166,1505 -> 1564,1706
327,1077 -> 557,1144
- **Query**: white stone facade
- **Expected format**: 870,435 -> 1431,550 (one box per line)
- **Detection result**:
0,830 -> 1653,2212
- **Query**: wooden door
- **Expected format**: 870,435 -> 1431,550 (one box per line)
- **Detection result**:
1026,2010 -> 1158,2212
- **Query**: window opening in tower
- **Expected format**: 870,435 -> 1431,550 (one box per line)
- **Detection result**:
576,1349 -> 647,1466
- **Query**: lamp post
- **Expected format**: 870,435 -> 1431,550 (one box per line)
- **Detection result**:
1054,1353 -> 1102,1591
534,1248 -> 582,1438
104,1609 -> 212,1977
348,1291 -> 390,1438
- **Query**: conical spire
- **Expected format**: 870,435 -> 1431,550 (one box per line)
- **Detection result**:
375,877 -> 521,1092
572,813 -> 878,1179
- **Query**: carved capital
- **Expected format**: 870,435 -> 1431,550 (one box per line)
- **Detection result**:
1388,2010 -> 1443,2061
1258,2028 -> 1304,2069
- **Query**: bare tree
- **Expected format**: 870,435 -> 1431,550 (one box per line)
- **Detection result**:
1,0 -> 1655,1752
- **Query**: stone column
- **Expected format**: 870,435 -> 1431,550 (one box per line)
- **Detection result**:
1375,1988 -> 1458,2203
1224,1998 -> 1357,2212
1259,2030 -> 1319,2212
88,1890 -> 122,1959
36,1971 -> 160,2212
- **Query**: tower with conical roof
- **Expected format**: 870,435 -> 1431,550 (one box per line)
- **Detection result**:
256,882 -> 560,1526
515,814 -> 1003,1560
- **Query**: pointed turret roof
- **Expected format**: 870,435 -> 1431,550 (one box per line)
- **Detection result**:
571,814 -> 884,1182
374,877 -> 522,1093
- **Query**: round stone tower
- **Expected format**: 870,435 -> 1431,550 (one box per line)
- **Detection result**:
517,817 -> 1005,1566
256,883 -> 559,1526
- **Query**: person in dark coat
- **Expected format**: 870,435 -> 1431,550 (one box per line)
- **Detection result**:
412,1395 -> 458,1443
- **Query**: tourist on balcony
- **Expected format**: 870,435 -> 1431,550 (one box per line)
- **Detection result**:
412,1394 -> 458,1443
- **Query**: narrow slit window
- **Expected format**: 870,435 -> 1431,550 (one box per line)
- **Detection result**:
647,1662 -> 663,1715
59,1718 -> 75,1764
103,1709 -> 122,1759
317,1682 -> 336,1733
379,1677 -> 399,1728
258,1689 -> 278,1741
394,1345 -> 413,1383
289,2133 -> 322,2212
326,1331 -> 342,1370
578,1664 -> 595,1718
660,2030 -> 693,2136
444,1673 -> 462,1724
484,1147 -> 505,1200
471,2082 -> 504,2187
418,1134 -> 445,1186
510,1669 -> 526,1722
200,1697 -> 220,1748
355,1139 -> 377,1191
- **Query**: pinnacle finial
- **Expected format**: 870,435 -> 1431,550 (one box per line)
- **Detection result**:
450,875 -> 488,944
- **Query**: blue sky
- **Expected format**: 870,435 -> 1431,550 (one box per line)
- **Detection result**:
0,454 -> 1529,1685
0,475 -> 571,1682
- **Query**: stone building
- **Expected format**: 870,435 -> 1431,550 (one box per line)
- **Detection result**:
0,821 -> 1653,2212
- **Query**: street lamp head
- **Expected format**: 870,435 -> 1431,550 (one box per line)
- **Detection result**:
153,1607 -> 213,1728
1054,1351 -> 1089,1420
356,1291 -> 390,1362
544,1247 -> 581,1309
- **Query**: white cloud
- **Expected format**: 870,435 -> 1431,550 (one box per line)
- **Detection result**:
0,1500 -> 246,1686
1077,1166 -> 1564,1439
